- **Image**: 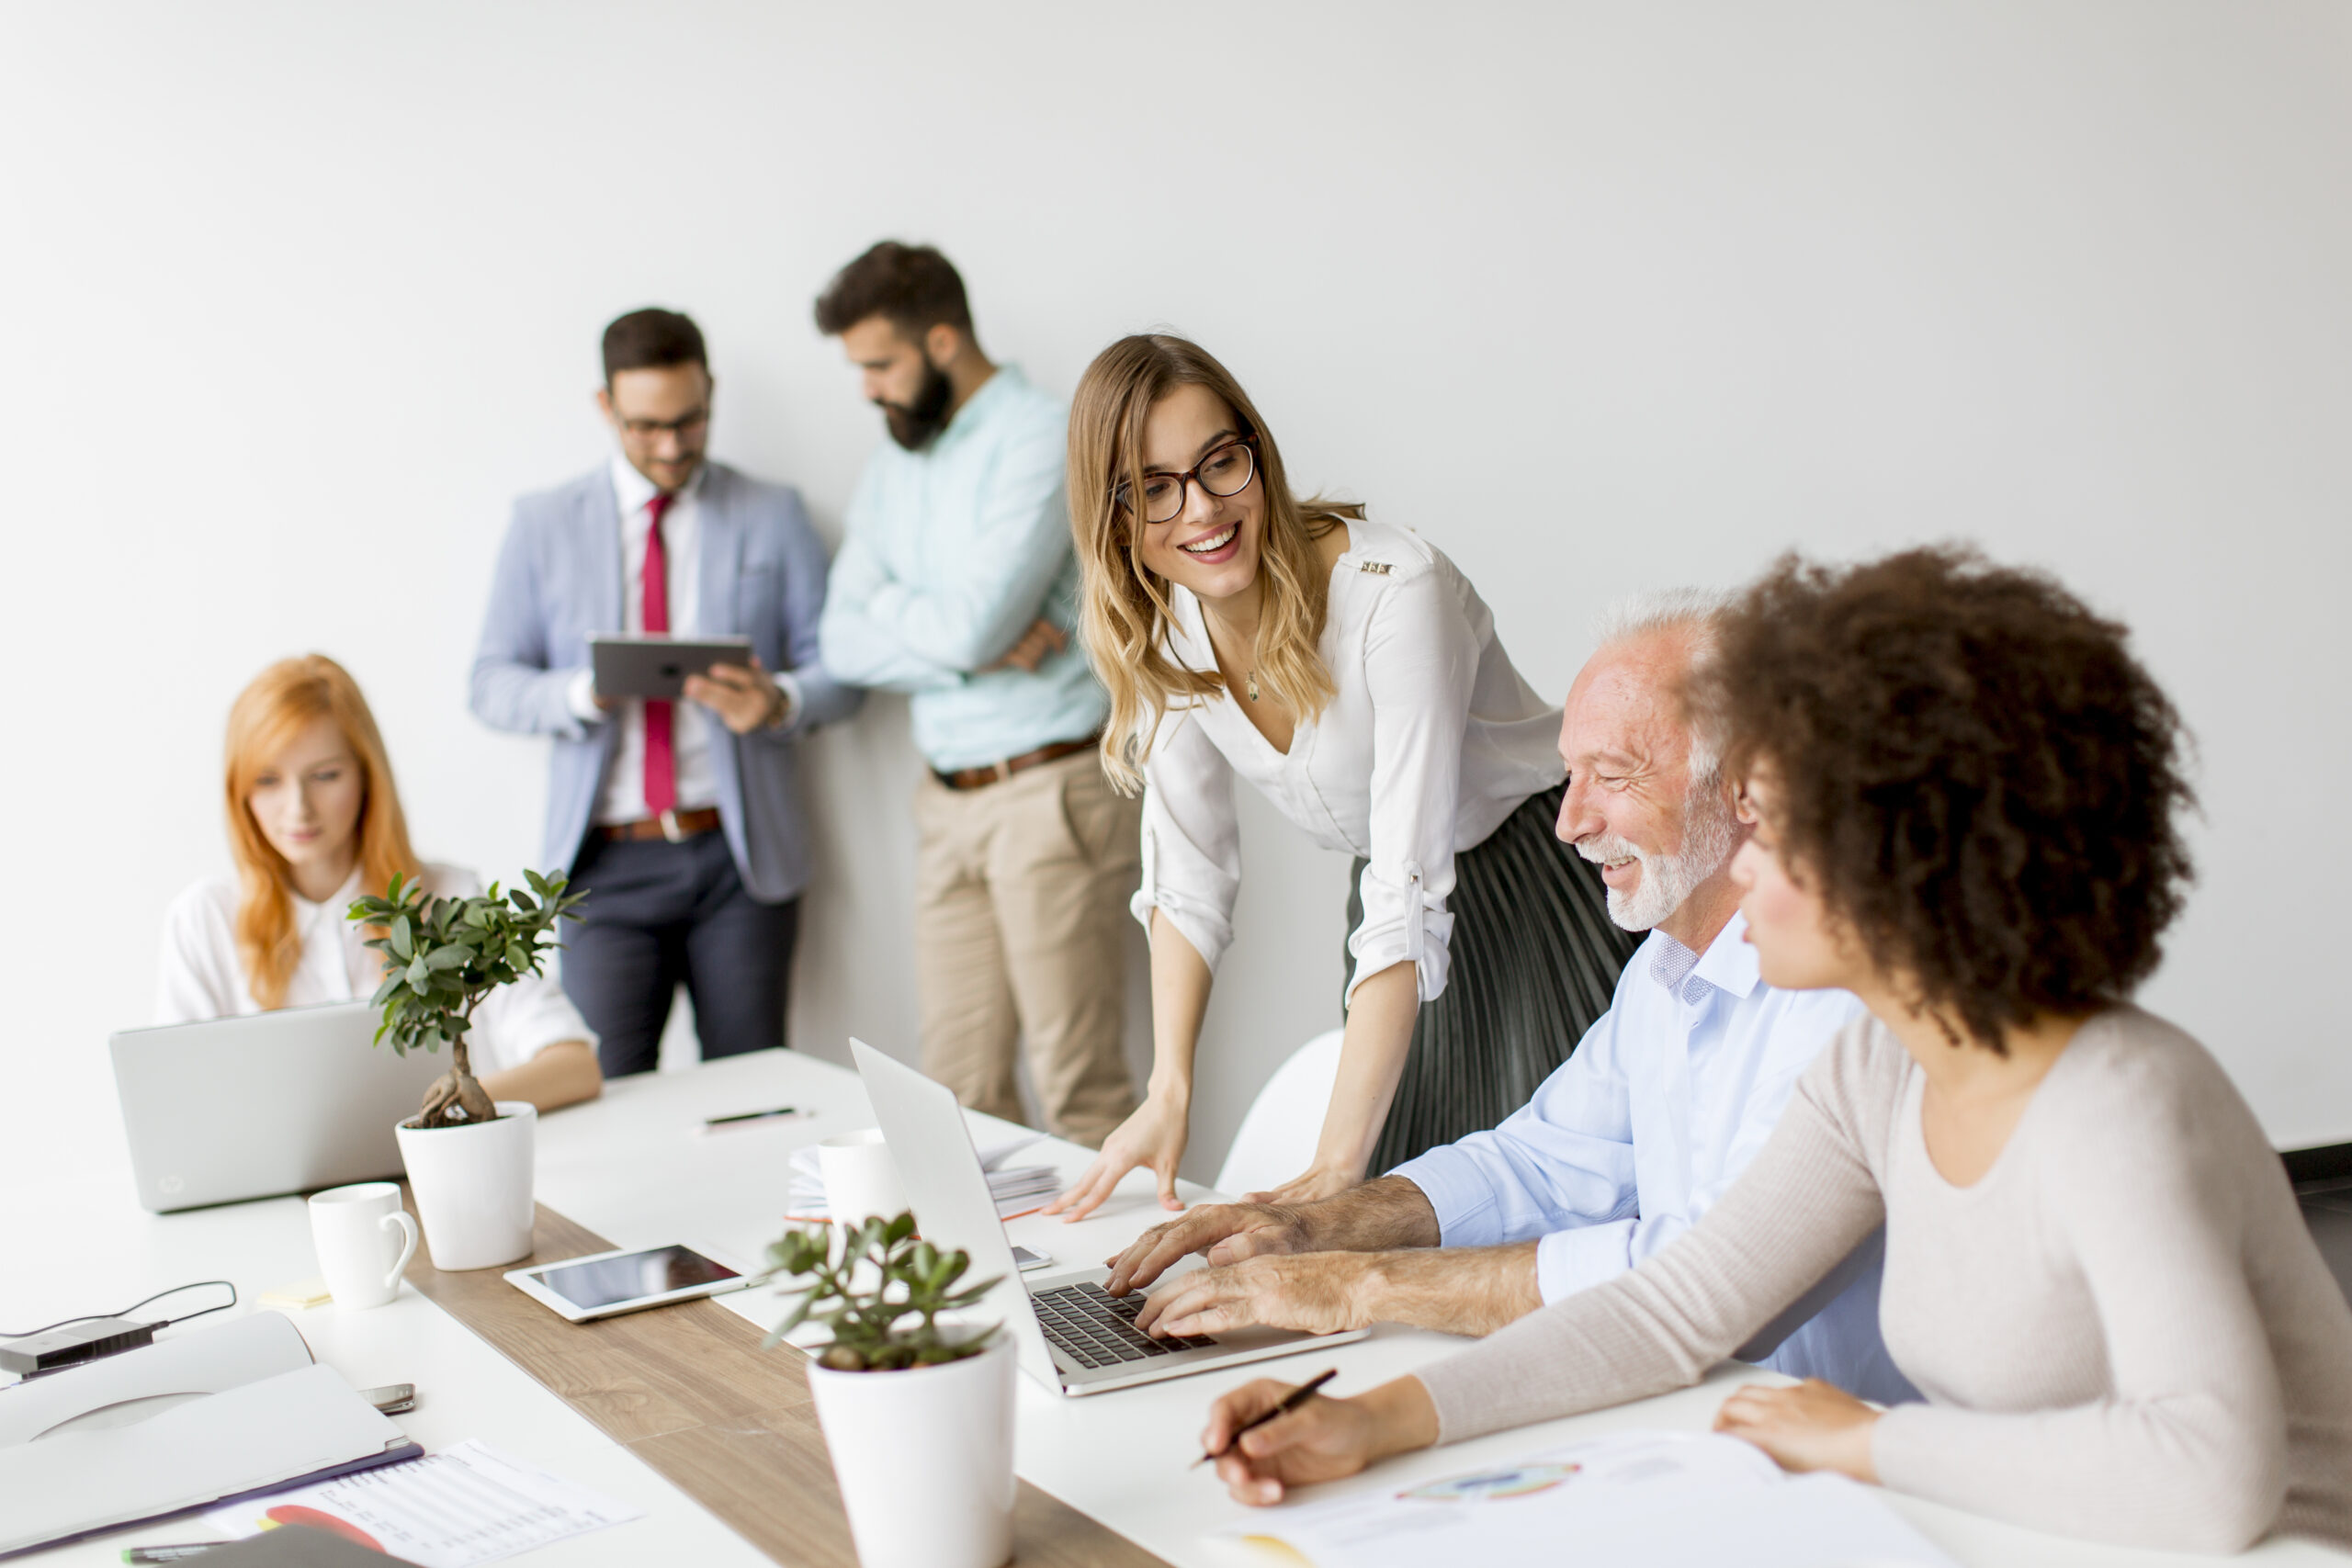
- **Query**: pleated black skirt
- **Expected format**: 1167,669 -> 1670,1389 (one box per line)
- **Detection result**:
1346,782 -> 1639,1173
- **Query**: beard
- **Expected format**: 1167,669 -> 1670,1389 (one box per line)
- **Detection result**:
877,356 -> 955,450
1576,785 -> 1741,932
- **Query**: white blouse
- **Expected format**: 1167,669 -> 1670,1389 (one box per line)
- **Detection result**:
154,862 -> 595,1075
1132,519 -> 1562,1004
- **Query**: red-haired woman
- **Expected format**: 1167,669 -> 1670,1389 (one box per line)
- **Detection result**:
155,654 -> 603,1113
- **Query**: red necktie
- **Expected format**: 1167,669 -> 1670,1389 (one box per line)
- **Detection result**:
641,491 -> 676,817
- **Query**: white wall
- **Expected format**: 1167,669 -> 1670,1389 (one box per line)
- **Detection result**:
5,2 -> 2349,1202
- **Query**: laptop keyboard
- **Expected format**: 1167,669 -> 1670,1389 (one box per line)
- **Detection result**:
1033,1280 -> 1219,1370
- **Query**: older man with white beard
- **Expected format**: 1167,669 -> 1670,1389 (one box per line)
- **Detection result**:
1102,593 -> 1914,1404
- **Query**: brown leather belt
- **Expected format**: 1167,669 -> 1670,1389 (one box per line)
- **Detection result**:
933,732 -> 1102,792
596,807 -> 723,844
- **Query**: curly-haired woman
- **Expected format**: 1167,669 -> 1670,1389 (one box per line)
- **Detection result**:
1195,547 -> 2352,1553
1043,335 -> 1638,1217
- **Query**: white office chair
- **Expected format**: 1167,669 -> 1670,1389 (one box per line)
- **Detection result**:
1214,1028 -> 1345,1198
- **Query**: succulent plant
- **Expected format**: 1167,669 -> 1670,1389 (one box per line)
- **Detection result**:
760,1213 -> 1001,1371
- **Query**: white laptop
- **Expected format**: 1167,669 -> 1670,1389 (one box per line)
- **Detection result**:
109,1003 -> 444,1213
852,1038 -> 1366,1395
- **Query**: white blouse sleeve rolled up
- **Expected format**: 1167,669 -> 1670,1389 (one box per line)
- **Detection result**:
1347,561 -> 1479,1004
1130,709 -> 1244,973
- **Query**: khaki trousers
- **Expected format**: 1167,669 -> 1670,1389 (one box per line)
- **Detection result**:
912,749 -> 1140,1147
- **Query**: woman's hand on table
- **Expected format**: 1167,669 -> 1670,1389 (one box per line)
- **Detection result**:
1245,1160 -> 1363,1208
1206,1375 -> 1441,1506
1713,1379 -> 1881,1483
1043,1090 -> 1190,1222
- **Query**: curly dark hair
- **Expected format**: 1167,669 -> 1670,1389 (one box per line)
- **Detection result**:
1693,546 -> 2195,1051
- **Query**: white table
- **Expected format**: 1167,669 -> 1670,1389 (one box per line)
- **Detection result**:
531,1050 -> 2352,1568
0,1170 -> 764,1562
8,1047 -> 2345,1568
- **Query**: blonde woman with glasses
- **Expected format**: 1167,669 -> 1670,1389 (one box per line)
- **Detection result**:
1044,335 -> 1637,1221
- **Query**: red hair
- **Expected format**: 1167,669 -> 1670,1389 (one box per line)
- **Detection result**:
223,656 -> 419,1009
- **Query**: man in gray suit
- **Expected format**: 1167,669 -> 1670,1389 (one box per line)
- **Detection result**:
471,308 -> 858,1076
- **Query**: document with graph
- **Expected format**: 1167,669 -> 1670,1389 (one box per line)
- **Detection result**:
1220,1428 -> 1956,1568
201,1439 -> 645,1567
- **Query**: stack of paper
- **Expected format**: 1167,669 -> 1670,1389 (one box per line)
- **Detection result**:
1221,1429 -> 1957,1568
788,1134 -> 1060,1220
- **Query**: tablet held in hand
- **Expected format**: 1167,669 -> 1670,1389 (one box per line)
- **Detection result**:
590,635 -> 756,700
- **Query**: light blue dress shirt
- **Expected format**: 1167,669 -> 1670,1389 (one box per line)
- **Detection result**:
1392,911 -> 1917,1404
817,367 -> 1107,772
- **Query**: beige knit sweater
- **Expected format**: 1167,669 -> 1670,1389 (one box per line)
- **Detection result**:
1413,1006 -> 2352,1552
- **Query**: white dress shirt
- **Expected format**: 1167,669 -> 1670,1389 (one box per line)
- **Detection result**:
565,457 -> 722,824
1391,911 -> 1912,1403
154,863 -> 595,1075
1132,519 -> 1562,1003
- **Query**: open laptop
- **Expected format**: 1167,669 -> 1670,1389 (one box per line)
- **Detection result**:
110,1004 -> 444,1213
852,1038 -> 1366,1395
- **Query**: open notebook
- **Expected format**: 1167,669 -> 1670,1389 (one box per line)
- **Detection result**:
0,1313 -> 418,1555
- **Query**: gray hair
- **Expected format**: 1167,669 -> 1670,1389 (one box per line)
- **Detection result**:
1590,588 -> 1734,785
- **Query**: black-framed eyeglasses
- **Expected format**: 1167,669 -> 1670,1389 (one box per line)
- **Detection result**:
618,408 -> 710,439
1114,435 -> 1258,525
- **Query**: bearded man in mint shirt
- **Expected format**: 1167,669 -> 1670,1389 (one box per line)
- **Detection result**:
815,242 -> 1137,1148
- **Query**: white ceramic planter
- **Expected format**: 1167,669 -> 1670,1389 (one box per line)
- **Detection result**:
806,1337 -> 1015,1568
394,1100 -> 536,1271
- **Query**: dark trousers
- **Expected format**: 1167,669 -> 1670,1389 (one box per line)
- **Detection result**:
560,829 -> 798,1078
1346,782 -> 1639,1171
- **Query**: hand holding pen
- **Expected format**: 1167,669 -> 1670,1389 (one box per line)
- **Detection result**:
1194,1369 -> 1337,1467
1202,1369 -> 1446,1507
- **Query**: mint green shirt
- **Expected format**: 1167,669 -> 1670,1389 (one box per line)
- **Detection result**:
817,367 -> 1106,771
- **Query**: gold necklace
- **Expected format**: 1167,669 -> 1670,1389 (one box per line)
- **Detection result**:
1246,670 -> 1261,702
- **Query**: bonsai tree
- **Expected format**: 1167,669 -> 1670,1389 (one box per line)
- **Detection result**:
346,869 -> 586,1129
760,1213 -> 1001,1371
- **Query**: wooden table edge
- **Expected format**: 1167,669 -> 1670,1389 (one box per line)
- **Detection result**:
397,1190 -> 1170,1568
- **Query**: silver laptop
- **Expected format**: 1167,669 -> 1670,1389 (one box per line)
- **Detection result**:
109,1004 -> 444,1213
852,1038 -> 1366,1395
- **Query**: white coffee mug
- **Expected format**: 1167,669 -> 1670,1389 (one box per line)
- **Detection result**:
309,1181 -> 420,1309
819,1129 -> 908,1227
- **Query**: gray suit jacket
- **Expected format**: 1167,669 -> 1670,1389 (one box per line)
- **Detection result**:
469,461 -> 861,903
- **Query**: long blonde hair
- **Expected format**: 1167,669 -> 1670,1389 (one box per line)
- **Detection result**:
1069,334 -> 1360,793
223,655 -> 419,1009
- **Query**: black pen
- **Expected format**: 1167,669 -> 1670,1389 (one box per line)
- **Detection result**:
122,1546 -> 231,1563
702,1106 -> 802,1130
1193,1369 -> 1339,1468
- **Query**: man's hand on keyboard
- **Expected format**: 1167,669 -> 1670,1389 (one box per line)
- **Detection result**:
1135,1253 -> 1377,1340
1140,1238 -> 1547,1341
1106,1176 -> 1448,1299
1103,1202 -> 1316,1297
